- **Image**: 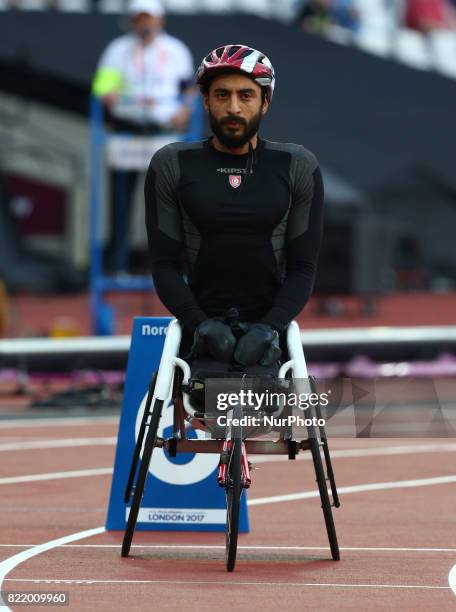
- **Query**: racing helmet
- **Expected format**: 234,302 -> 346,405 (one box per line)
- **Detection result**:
196,44 -> 275,103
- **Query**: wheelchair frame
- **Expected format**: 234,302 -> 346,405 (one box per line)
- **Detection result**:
121,319 -> 340,571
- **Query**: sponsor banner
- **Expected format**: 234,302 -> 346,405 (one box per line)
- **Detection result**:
131,508 -> 227,525
105,316 -> 249,532
106,135 -> 179,170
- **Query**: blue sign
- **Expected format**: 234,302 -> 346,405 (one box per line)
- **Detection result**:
106,316 -> 249,532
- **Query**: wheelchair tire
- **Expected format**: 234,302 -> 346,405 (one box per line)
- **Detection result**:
309,436 -> 340,561
121,397 -> 163,558
124,372 -> 157,503
225,417 -> 242,572
309,376 -> 340,508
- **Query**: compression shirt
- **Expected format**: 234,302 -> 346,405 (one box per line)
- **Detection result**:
145,137 -> 324,333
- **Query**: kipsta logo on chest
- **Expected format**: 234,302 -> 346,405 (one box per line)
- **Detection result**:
229,175 -> 242,189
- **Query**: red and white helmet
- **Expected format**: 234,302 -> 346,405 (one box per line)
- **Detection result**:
196,44 -> 276,103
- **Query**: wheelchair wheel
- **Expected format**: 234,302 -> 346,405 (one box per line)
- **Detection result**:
225,417 -> 242,572
309,436 -> 340,561
121,397 -> 163,558
309,376 -> 340,508
124,372 -> 157,503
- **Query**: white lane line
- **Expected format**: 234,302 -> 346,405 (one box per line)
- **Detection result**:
1,578 -> 451,590
0,527 -> 105,611
0,416 -> 118,429
449,563 -> 456,595
1,441 -> 454,457
0,468 -> 113,485
1,544 -> 456,553
252,443 -> 456,463
0,438 -> 116,452
1,459 -> 455,492
1,442 -> 455,485
249,474 -> 456,506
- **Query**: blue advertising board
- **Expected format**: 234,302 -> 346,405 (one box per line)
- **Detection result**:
106,316 -> 249,532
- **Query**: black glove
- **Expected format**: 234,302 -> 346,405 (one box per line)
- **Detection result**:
193,319 -> 236,362
234,323 -> 281,367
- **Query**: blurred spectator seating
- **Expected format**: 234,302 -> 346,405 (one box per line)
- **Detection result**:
4,0 -> 49,8
237,0 -> 274,18
160,0 -> 196,12
394,27 -> 433,69
403,0 -> 456,74
97,0 -> 123,12
201,0 -> 233,13
0,0 -> 290,14
353,0 -> 400,56
321,0 -> 456,80
355,0 -> 398,32
2,0 -> 456,81
56,0 -> 90,10
428,29 -> 456,75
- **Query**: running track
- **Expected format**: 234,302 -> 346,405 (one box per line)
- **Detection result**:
0,416 -> 455,611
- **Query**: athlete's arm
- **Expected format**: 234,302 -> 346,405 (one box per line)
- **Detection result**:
145,146 -> 208,333
261,164 -> 324,332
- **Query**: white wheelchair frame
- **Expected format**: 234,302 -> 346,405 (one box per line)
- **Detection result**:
121,319 -> 340,569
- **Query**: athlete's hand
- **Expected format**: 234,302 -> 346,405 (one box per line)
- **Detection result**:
194,319 -> 236,362
234,323 -> 281,367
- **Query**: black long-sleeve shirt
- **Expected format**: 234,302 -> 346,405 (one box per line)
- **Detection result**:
145,137 -> 324,333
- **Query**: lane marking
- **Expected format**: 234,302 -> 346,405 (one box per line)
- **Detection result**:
0,416 -> 118,429
2,443 -> 456,485
0,527 -> 105,611
1,544 -> 456,553
0,461 -> 453,604
252,443 -> 456,463
249,474 -> 456,506
0,468 -> 113,485
1,466 -> 455,504
0,438 -> 116,452
2,578 -> 451,590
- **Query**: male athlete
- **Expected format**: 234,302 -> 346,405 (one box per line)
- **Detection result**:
145,45 -> 324,367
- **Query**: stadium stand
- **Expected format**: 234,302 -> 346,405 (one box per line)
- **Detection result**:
1,0 -> 454,80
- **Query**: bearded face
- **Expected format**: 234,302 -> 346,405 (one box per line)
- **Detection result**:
208,107 -> 263,149
204,73 -> 268,149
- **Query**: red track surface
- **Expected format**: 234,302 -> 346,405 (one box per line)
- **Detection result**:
1,418 -> 455,610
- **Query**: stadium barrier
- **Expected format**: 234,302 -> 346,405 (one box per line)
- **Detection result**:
1,326 -> 456,369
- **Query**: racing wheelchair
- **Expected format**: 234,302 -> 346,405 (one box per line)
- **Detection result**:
121,318 -> 340,571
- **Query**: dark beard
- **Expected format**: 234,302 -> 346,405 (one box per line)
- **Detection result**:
209,108 -> 262,149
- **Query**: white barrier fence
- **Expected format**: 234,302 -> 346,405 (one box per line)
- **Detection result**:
1,326 -> 456,359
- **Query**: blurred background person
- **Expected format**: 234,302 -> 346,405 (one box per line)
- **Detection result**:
403,0 -> 456,72
404,0 -> 456,33
296,0 -> 360,34
330,0 -> 360,31
92,0 -> 195,275
296,0 -> 332,34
